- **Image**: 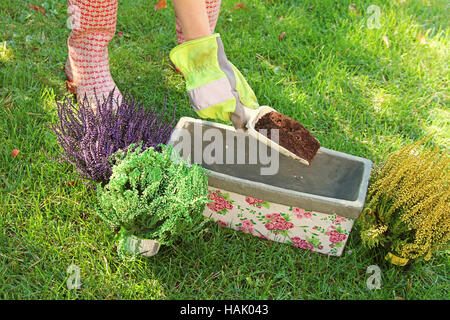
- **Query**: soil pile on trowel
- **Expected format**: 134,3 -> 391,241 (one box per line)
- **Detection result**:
254,111 -> 320,165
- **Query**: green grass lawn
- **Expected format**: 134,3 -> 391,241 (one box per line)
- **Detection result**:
1,0 -> 448,299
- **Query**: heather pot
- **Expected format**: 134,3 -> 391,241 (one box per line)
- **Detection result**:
118,227 -> 161,258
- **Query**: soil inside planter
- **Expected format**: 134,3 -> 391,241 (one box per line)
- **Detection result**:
254,111 -> 321,165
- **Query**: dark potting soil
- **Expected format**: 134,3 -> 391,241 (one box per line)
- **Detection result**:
254,111 -> 320,165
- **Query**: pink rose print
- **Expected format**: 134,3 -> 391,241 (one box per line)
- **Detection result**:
333,216 -> 346,224
292,207 -> 305,215
237,219 -> 254,234
265,213 -> 294,231
291,237 -> 314,251
217,220 -> 227,228
326,229 -> 347,244
207,191 -> 233,213
245,196 -> 265,208
266,213 -> 281,219
293,207 -> 312,219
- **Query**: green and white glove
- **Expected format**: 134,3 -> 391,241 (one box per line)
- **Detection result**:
169,33 -> 259,130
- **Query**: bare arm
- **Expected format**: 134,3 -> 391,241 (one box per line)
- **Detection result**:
172,0 -> 211,41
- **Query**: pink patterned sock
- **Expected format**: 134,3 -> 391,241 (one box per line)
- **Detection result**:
65,0 -> 121,105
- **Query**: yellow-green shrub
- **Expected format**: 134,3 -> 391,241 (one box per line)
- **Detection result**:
360,138 -> 449,265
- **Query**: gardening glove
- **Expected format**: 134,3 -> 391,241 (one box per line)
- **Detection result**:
169,33 -> 259,131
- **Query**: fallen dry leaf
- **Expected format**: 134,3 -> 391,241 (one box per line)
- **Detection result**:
382,35 -> 390,48
416,33 -> 426,45
278,31 -> 286,41
154,0 -> 166,11
348,3 -> 361,15
11,149 -> 20,158
29,5 -> 45,15
65,80 -> 77,95
62,180 -> 77,187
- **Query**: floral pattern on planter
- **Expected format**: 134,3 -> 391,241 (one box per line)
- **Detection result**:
245,196 -> 270,209
206,190 -> 234,215
203,188 -> 355,256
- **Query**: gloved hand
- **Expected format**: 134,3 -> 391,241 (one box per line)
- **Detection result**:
169,33 -> 259,130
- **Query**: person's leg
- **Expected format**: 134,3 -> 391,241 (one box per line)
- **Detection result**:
174,0 -> 221,44
170,0 -> 259,130
66,0 -> 121,105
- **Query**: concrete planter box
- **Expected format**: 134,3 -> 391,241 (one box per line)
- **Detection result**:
168,117 -> 373,256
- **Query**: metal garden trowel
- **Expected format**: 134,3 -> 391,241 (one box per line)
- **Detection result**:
243,106 -> 321,166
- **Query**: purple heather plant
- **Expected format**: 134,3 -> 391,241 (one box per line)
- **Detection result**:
51,89 -> 176,184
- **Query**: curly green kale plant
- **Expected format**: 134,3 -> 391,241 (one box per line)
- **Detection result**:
96,143 -> 209,246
